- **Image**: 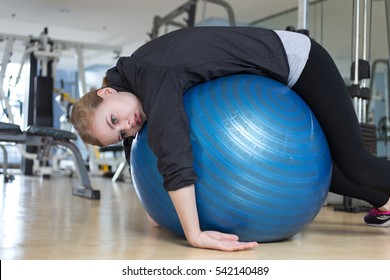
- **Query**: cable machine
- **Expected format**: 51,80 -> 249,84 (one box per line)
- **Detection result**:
333,0 -> 376,212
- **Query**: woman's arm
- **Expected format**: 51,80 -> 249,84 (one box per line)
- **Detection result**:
168,184 -> 258,251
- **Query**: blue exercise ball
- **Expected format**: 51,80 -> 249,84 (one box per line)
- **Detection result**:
130,74 -> 332,242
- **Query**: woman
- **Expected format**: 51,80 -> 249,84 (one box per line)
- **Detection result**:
71,26 -> 390,252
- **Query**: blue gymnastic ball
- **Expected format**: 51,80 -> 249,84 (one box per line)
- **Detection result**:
130,74 -> 332,242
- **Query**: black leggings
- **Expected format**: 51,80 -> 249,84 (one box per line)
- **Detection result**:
292,39 -> 389,208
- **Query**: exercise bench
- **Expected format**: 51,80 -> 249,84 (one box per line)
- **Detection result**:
0,121 -> 100,200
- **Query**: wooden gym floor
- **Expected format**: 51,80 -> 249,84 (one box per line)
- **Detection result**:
0,171 -> 389,260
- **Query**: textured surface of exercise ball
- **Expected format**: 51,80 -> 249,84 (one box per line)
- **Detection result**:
130,74 -> 332,242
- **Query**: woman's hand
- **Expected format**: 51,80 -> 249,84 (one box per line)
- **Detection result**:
189,230 -> 258,252
169,185 -> 258,252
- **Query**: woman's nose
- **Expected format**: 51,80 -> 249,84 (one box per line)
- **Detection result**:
119,119 -> 131,130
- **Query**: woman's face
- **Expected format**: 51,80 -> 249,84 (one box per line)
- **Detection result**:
90,87 -> 146,146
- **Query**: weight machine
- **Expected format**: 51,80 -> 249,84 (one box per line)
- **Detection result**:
334,0 -> 377,212
0,28 -> 121,199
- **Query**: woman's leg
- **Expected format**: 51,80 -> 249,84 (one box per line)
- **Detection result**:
330,162 -> 389,209
292,39 -> 390,196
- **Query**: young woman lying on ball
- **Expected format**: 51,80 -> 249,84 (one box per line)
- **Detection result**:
70,26 -> 390,252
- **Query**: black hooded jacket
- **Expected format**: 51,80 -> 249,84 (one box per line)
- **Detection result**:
106,26 -> 289,191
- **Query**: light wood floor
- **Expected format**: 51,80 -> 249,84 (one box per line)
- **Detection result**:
0,171 -> 389,260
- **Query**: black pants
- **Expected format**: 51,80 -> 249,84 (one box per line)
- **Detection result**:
292,39 -> 389,208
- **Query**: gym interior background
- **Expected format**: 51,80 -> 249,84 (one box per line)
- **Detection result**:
1,0 -> 390,260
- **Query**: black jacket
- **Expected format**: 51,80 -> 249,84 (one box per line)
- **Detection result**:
106,26 -> 289,191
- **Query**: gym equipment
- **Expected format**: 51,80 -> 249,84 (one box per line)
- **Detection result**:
335,0 -> 376,212
131,75 -> 332,242
370,59 -> 390,159
0,143 -> 15,183
0,121 -> 100,199
297,0 -> 310,35
0,28 -> 122,177
149,0 -> 236,40
369,1 -> 390,159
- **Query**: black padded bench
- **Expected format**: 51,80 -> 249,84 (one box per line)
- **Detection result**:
0,121 -> 100,200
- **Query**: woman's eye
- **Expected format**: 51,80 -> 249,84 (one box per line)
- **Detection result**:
111,115 -> 118,124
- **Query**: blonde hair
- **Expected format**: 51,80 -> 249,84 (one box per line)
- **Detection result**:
70,88 -> 104,146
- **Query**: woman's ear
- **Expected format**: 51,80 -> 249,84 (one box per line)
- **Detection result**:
97,87 -> 117,98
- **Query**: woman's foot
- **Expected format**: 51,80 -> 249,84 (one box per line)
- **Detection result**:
364,208 -> 390,227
